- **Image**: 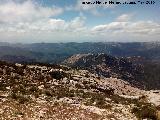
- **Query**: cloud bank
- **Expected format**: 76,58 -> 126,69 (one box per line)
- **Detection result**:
0,0 -> 159,43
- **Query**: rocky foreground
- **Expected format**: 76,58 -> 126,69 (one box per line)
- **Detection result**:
0,61 -> 160,120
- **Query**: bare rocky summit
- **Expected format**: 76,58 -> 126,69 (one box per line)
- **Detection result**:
0,60 -> 159,120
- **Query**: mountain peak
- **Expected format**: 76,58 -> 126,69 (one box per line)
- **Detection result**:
63,53 -> 144,88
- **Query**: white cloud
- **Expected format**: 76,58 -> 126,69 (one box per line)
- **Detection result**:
91,13 -> 160,36
91,22 -> 127,32
0,14 -> 160,42
0,0 -> 88,42
0,1 -> 159,43
91,18 -> 160,42
0,0 -> 63,23
0,0 -> 87,34
0,11 -> 88,43
116,14 -> 133,22
66,16 -> 87,32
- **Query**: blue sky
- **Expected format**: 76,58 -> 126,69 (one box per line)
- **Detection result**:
0,0 -> 159,43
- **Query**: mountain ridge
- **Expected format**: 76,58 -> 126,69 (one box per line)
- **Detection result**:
63,53 -> 144,89
0,42 -> 160,64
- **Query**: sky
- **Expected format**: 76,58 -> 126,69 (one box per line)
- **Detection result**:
0,0 -> 159,43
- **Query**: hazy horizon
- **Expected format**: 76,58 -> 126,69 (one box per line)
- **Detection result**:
1,41 -> 160,44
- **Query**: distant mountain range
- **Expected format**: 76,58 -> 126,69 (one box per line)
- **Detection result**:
0,42 -> 160,63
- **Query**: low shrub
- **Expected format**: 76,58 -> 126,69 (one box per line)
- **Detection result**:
132,103 -> 158,120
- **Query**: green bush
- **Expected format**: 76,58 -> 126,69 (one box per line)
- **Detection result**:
45,90 -> 53,97
132,103 -> 158,120
10,92 -> 30,104
49,71 -> 68,80
18,95 -> 30,104
29,86 -> 38,93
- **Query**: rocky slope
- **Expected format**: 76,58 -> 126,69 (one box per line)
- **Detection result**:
0,61 -> 159,120
63,53 -> 144,88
